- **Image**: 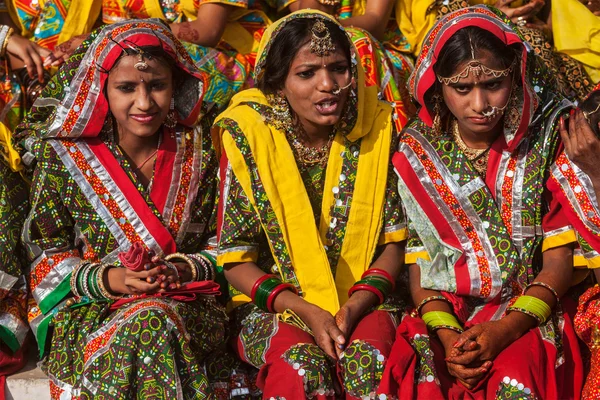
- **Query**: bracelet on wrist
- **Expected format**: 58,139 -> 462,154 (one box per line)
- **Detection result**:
97,263 -> 123,300
253,276 -> 283,312
361,268 -> 396,291
525,281 -> 559,305
507,295 -> 551,325
266,283 -> 298,313
422,311 -> 463,333
416,295 -> 451,315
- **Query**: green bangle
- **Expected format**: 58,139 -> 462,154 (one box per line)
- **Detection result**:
254,277 -> 282,312
87,264 -> 101,299
359,276 -> 393,298
422,311 -> 463,332
509,295 -> 551,325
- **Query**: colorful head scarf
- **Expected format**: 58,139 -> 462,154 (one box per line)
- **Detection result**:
14,19 -> 209,163
409,5 -> 563,152
214,10 -> 399,314
254,9 -> 381,142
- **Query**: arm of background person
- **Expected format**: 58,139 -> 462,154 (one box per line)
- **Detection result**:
170,3 -> 234,48
338,0 -> 395,41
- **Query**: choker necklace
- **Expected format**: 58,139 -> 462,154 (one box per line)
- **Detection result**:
452,120 -> 490,178
287,123 -> 334,167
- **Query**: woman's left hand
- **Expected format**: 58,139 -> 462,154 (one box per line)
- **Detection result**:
334,290 -> 379,356
5,34 -> 51,82
445,320 -> 517,367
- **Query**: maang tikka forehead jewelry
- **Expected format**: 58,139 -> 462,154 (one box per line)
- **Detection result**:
436,59 -> 516,86
310,20 -> 336,57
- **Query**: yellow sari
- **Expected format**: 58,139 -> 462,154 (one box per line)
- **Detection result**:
214,10 -> 405,315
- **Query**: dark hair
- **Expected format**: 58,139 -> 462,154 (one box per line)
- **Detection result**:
257,18 -> 352,95
580,91 -> 600,138
111,44 -> 184,86
425,26 -> 520,126
434,26 -> 517,78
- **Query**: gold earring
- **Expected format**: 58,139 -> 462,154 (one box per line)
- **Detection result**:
265,92 -> 294,132
432,94 -> 443,135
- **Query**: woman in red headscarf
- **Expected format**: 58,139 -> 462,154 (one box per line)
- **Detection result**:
13,20 -> 234,399
377,6 -> 584,399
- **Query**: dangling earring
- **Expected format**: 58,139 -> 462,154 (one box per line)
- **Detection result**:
432,94 -> 443,135
265,92 -> 294,132
502,78 -> 521,137
164,97 -> 177,133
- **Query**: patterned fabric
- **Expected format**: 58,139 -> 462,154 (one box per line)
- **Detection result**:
101,0 -> 281,110
434,1 -> 593,102
45,297 -> 226,399
574,285 -> 600,399
0,162 -> 28,352
0,1 -> 100,134
382,6 -> 584,398
16,20 -> 236,399
336,0 -> 415,130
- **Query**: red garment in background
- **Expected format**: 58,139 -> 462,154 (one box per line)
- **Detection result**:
0,343 -> 26,400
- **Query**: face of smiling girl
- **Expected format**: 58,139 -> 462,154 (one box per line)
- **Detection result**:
106,55 -> 173,140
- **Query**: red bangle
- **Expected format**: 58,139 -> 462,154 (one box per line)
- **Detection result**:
266,283 -> 297,313
251,274 -> 277,301
348,283 -> 384,305
362,268 -> 395,290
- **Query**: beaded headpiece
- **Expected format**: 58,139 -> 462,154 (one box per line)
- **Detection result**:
437,59 -> 516,85
309,20 -> 335,57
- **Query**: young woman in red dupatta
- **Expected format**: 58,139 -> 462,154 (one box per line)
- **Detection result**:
13,20 -> 237,399
377,6 -> 584,399
548,83 -> 600,398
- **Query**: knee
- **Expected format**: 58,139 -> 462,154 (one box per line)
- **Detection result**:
281,343 -> 336,397
339,340 -> 387,398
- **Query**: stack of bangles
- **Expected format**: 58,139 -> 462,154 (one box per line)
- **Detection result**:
0,26 -> 13,57
506,281 -> 558,325
70,261 -> 123,301
251,274 -> 298,313
422,311 -> 464,333
164,252 -> 215,283
347,268 -> 395,305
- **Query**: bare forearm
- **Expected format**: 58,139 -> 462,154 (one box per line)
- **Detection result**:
288,0 -> 334,13
408,263 -> 454,314
224,261 -> 318,316
338,0 -> 394,40
170,4 -> 232,47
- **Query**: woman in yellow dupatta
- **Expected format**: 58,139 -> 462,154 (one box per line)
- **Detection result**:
213,10 -> 407,399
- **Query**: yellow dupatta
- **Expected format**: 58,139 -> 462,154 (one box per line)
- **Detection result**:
552,0 -> 600,83
214,11 -> 396,315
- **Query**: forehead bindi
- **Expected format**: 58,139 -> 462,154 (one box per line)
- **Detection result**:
109,55 -> 172,82
290,43 -> 347,70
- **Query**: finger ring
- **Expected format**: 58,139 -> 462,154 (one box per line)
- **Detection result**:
516,16 -> 527,27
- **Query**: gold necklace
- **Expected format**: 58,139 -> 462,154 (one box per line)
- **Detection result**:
452,120 -> 490,178
287,124 -> 334,167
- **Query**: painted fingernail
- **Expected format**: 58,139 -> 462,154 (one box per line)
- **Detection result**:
337,344 -> 345,349
570,109 -> 575,116
144,263 -> 152,270
146,277 -> 155,283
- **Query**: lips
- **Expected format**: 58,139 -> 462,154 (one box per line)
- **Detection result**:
468,116 -> 493,124
315,98 -> 340,115
130,113 -> 158,124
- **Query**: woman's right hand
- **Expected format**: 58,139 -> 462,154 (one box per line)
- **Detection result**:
5,34 -> 51,82
438,329 -> 492,390
300,305 -> 346,359
106,266 -> 165,295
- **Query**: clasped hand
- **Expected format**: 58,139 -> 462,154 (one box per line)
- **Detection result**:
108,260 -> 190,295
441,320 -> 516,389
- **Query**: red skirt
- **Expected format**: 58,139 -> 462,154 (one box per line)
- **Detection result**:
378,301 -> 584,399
